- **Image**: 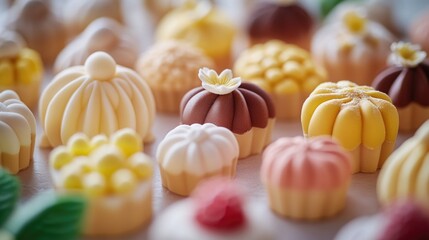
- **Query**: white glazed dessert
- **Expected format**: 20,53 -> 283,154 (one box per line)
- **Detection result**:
149,178 -> 274,240
157,123 -> 239,196
54,18 -> 139,73
0,90 -> 36,174
39,51 -> 156,148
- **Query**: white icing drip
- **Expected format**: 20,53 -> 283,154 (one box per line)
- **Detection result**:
388,42 -> 427,68
199,68 -> 241,95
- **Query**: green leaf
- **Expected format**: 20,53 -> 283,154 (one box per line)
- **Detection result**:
5,190 -> 86,240
0,168 -> 20,228
321,0 -> 347,18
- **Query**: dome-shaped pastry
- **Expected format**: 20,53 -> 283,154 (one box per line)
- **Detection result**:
6,0 -> 66,64
234,40 -> 327,120
54,18 -> 139,73
0,90 -> 36,174
180,68 -> 275,159
312,10 -> 394,86
157,123 -> 239,196
373,42 -> 429,132
0,31 -> 43,108
156,0 -> 235,71
301,81 -> 399,173
136,41 -> 214,113
62,0 -> 123,38
261,136 -> 352,220
39,51 -> 155,148
409,10 -> 429,58
246,0 -> 314,50
378,120 -> 429,211
50,129 -> 153,235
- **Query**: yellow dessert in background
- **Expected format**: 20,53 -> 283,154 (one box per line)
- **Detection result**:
302,81 -> 399,173
0,32 -> 42,108
156,0 -> 235,71
234,40 -> 327,120
50,128 -> 153,236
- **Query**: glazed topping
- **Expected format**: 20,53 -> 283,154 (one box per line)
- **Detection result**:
84,51 -> 116,80
192,178 -> 246,231
388,42 -> 427,68
50,129 -> 152,196
342,10 -> 367,34
199,68 -> 241,95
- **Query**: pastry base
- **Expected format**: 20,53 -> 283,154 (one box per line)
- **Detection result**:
265,182 -> 349,220
151,87 -> 192,114
248,35 -> 312,51
0,81 -> 40,109
159,161 -> 237,196
272,92 -> 307,121
235,118 -> 275,159
349,140 -> 395,173
398,103 -> 429,133
0,133 -> 34,174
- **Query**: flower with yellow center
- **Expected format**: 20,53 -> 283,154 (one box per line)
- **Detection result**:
388,42 -> 427,68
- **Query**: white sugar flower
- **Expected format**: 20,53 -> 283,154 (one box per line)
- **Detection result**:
388,42 -> 427,68
198,67 -> 241,95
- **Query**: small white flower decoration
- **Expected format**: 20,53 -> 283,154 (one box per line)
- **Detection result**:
198,67 -> 242,95
388,42 -> 427,68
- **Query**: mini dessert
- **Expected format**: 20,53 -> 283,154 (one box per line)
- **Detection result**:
409,10 -> 429,58
156,0 -> 235,71
373,42 -> 429,132
6,0 -> 66,64
377,120 -> 429,210
62,0 -> 123,38
50,129 -> 153,235
180,68 -> 275,159
312,9 -> 394,86
234,40 -> 327,120
39,51 -> 156,148
0,168 -> 86,239
261,136 -> 352,220
157,123 -> 239,196
136,41 -> 214,113
0,31 -> 43,108
54,18 -> 139,73
246,0 -> 314,50
0,90 -> 36,174
301,81 -> 399,173
149,177 -> 274,240
335,200 -> 429,240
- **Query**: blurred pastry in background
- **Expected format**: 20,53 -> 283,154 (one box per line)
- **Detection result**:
409,9 -> 429,55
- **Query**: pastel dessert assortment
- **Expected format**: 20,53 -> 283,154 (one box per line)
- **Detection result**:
136,41 -> 215,113
156,0 -> 235,71
0,90 -> 36,174
157,123 -> 239,196
312,9 -> 394,86
377,120 -> 429,211
0,168 -> 86,240
180,68 -> 275,158
39,51 -> 155,148
246,0 -> 314,50
54,18 -> 139,73
49,129 -> 153,235
261,136 -> 352,220
6,0 -> 66,64
0,32 -> 43,108
302,81 -> 399,173
234,40 -> 327,120
149,177 -> 274,240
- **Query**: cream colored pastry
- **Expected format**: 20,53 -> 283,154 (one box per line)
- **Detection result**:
135,41 -> 214,113
302,81 -> 399,173
6,0 -> 66,64
54,18 -> 139,73
62,0 -> 123,38
156,0 -> 235,71
157,123 -> 239,196
39,52 -> 155,148
50,129 -> 152,235
0,31 -> 43,109
234,40 -> 327,120
312,9 -> 394,86
378,120 -> 429,211
0,90 -> 36,174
